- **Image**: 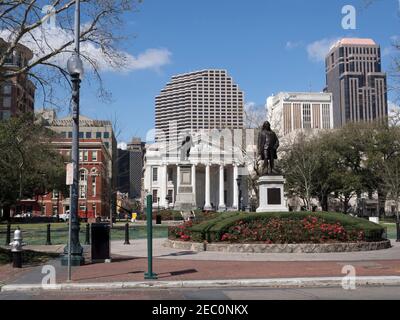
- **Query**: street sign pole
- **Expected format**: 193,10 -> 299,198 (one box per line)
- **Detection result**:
65,163 -> 73,282
144,194 -> 158,280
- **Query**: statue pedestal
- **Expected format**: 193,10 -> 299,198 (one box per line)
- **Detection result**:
256,175 -> 289,213
174,165 -> 196,211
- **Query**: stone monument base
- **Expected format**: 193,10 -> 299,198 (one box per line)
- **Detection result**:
257,175 -> 289,212
174,164 -> 197,211
174,192 -> 197,211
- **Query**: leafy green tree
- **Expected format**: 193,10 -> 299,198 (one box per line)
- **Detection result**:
0,114 -> 66,220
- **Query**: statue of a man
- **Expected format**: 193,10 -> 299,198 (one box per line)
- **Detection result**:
258,121 -> 279,175
180,135 -> 194,161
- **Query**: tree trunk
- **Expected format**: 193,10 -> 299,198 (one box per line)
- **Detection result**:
322,193 -> 329,212
377,191 -> 386,219
2,205 -> 11,221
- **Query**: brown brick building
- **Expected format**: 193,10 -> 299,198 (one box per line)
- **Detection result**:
0,38 -> 35,119
18,138 -> 111,218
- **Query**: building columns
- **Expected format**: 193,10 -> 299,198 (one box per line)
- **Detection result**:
233,164 -> 239,210
192,164 -> 197,207
204,164 -> 212,211
177,165 -> 181,192
160,164 -> 168,208
218,164 -> 226,211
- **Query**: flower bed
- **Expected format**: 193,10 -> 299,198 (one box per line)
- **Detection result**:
172,212 -> 385,244
168,220 -> 194,241
220,216 -> 365,244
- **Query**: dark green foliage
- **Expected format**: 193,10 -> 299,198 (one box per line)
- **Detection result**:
0,114 -> 66,218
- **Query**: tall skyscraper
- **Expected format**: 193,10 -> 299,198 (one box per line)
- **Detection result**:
325,38 -> 388,128
155,69 -> 244,141
117,138 -> 145,200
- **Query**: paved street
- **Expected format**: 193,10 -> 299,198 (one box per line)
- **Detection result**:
1,286 -> 400,300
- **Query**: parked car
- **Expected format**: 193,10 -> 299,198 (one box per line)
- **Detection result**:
57,212 -> 70,222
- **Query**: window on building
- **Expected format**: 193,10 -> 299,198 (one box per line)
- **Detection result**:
79,184 -> 87,199
103,132 -> 110,139
79,151 -> 83,161
92,203 -> 96,216
152,167 -> 158,182
68,132 -> 73,138
79,205 -> 86,213
152,189 -> 158,203
52,190 -> 59,199
322,104 -> 331,129
3,96 -> 11,108
96,132 -> 102,139
79,169 -> 87,182
104,142 -> 109,149
167,189 -> 173,204
302,104 -> 312,129
79,132 -> 84,139
86,132 -> 92,139
2,111 -> 10,120
92,151 -> 98,162
92,176 -> 96,197
83,151 -> 88,161
3,84 -> 12,95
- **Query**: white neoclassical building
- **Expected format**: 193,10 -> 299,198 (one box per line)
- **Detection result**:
143,131 -> 253,211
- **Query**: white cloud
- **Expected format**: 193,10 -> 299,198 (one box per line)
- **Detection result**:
307,37 -> 340,62
118,142 -> 127,150
0,26 -> 171,73
285,41 -> 303,50
125,48 -> 171,72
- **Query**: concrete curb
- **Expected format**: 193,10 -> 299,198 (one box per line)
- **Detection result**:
2,276 -> 400,292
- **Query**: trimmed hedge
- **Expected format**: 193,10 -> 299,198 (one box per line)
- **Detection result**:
188,212 -> 385,243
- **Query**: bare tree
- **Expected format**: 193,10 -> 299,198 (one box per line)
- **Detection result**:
280,132 -> 320,211
244,102 -> 266,129
0,0 -> 141,108
381,156 -> 400,225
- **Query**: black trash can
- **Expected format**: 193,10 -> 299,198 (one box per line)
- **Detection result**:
156,214 -> 162,225
91,223 -> 110,262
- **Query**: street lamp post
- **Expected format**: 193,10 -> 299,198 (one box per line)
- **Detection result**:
61,0 -> 84,269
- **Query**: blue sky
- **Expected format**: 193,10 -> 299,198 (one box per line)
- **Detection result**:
71,0 -> 399,143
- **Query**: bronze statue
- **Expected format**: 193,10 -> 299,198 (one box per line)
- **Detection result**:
180,135 -> 194,161
258,121 -> 279,175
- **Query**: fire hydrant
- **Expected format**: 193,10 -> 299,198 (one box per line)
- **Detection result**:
9,228 -> 26,268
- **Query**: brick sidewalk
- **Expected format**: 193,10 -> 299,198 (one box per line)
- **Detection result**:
1,239 -> 400,286
2,255 -> 400,285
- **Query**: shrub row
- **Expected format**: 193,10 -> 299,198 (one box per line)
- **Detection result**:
188,212 -> 385,243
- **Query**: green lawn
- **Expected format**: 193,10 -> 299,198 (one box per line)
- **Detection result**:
380,222 -> 397,239
0,247 -> 59,265
0,222 -> 168,246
